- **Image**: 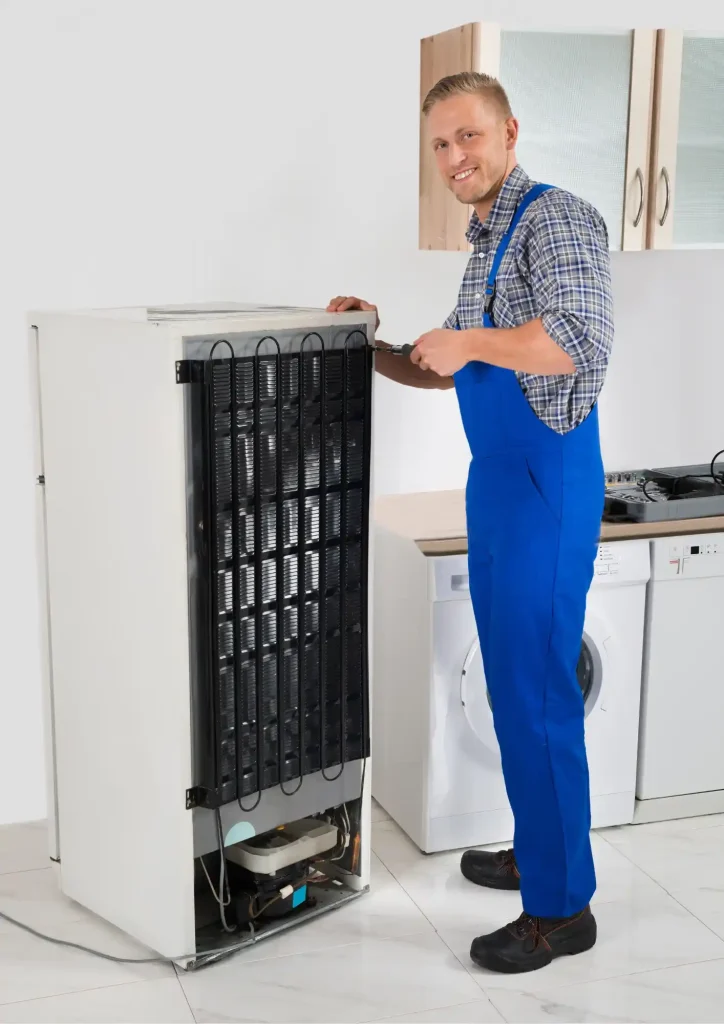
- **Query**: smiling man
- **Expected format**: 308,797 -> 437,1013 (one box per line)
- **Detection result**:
328,71 -> 613,975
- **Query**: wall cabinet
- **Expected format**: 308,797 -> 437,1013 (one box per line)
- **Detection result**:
419,25 -> 724,253
649,31 -> 724,249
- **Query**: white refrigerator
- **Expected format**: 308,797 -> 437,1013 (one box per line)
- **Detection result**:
28,302 -> 375,966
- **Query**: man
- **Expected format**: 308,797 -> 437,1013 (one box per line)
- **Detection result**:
328,70 -> 612,974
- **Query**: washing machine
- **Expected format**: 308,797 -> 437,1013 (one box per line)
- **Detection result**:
373,531 -> 650,853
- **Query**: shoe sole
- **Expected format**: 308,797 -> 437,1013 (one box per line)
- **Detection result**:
460,868 -> 520,892
470,919 -> 597,974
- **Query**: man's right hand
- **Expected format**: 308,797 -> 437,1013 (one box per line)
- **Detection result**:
326,296 -> 380,332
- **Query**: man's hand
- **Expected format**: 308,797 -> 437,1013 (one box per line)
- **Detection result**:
326,295 -> 380,332
411,328 -> 470,377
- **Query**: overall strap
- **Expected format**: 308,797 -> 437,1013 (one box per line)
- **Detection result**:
483,182 -> 555,316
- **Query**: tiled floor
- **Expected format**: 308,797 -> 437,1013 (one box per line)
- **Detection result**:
1,807 -> 724,1022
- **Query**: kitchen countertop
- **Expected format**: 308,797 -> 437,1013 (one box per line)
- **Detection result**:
375,489 -> 724,556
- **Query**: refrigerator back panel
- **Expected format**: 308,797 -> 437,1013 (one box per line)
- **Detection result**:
184,328 -> 371,809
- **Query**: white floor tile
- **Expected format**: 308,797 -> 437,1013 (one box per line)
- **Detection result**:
373,826 -> 520,936
372,822 -> 664,938
179,931 -> 483,1024
0,912 -> 172,1006
3,816 -> 724,1023
0,824 -> 50,877
486,957 -> 724,1023
368,999 -> 504,1023
371,800 -> 391,824
603,822 -> 724,892
191,1012 -> 260,1023
0,978 -> 193,1023
442,890 -> 724,993
227,854 -> 433,964
665,884 -> 724,941
587,834 -> 666,907
0,868 -> 94,936
371,819 -> 427,869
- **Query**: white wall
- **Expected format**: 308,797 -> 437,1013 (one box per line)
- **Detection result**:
0,0 -> 722,824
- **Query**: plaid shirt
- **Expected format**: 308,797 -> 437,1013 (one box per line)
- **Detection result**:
444,165 -> 613,434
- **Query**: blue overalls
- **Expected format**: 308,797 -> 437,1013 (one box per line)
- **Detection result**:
454,183 -> 604,918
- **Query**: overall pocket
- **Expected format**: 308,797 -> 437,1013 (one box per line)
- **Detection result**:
522,455 -> 562,524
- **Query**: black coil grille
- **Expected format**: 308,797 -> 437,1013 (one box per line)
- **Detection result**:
192,336 -> 371,808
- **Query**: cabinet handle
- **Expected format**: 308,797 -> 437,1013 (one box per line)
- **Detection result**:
659,167 -> 671,227
633,168 -> 644,228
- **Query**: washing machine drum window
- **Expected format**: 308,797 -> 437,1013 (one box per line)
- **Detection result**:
576,642 -> 595,704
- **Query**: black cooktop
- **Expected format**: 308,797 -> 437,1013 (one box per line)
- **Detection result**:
603,462 -> 724,523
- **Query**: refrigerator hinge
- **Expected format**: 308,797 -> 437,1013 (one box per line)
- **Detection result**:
176,360 -> 205,385
37,474 -> 45,486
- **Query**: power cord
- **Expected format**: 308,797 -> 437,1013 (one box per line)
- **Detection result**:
0,807 -> 242,963
641,478 -> 659,502
710,449 -> 724,487
0,910 -> 202,964
214,808 -> 236,934
199,855 -> 229,907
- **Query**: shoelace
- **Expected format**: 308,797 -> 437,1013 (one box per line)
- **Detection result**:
497,850 -> 518,875
512,913 -> 545,948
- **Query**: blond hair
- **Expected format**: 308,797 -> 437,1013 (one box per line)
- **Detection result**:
422,71 -> 513,119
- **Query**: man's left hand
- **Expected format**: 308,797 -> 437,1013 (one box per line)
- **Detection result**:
410,329 -> 471,377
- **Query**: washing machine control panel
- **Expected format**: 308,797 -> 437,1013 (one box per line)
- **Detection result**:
594,545 -> 621,577
592,540 -> 650,586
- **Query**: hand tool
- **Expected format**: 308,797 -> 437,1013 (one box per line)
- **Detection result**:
371,344 -> 414,357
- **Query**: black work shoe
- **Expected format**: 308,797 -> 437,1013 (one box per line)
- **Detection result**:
470,907 -> 597,974
460,848 -> 521,891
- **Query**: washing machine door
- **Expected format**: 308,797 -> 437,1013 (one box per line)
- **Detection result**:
460,615 -> 610,743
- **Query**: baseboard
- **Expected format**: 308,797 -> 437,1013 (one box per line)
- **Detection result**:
633,790 -> 724,824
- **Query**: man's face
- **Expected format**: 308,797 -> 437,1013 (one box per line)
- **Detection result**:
427,93 -> 518,207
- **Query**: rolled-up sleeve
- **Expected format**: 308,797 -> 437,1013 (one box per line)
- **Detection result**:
527,197 -> 613,372
442,308 -> 458,329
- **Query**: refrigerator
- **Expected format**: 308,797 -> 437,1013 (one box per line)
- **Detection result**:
28,302 -> 375,966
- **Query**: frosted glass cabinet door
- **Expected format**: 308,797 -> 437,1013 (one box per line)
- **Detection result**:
499,28 -> 654,251
650,31 -> 724,249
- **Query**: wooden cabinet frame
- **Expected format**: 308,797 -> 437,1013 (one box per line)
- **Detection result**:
624,30 -> 658,250
419,24 -> 500,251
647,30 -> 684,249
